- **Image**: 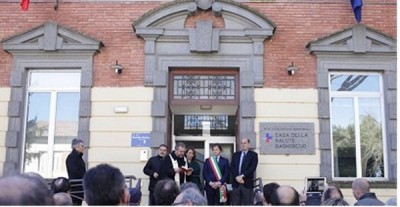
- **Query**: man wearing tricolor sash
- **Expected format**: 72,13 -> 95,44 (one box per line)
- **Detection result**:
159,142 -> 188,187
203,144 -> 230,205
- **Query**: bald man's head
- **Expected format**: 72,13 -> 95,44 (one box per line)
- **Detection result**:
0,175 -> 54,205
270,185 -> 300,205
53,192 -> 73,205
352,178 -> 370,200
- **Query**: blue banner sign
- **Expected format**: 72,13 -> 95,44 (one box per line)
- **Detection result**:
131,132 -> 150,147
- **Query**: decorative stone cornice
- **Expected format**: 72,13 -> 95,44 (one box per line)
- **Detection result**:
2,22 -> 102,54
307,23 -> 396,54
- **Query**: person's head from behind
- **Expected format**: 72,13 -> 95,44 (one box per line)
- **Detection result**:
83,163 -> 129,205
71,138 -> 85,153
53,192 -> 73,205
322,198 -> 349,206
0,174 -> 55,205
154,178 -> 179,205
385,197 -> 397,206
352,178 -> 370,200
254,189 -> 265,205
322,186 -> 343,203
129,187 -> 142,206
51,177 -> 71,194
270,185 -> 300,206
263,182 -> 280,204
23,171 -> 49,187
172,188 -> 207,206
180,182 -> 200,192
174,142 -> 186,158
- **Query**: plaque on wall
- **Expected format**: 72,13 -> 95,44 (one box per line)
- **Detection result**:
260,122 -> 315,155
131,132 -> 150,147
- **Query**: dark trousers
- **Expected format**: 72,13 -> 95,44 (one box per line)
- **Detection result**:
70,192 -> 83,206
205,188 -> 223,205
231,185 -> 253,205
149,190 -> 155,205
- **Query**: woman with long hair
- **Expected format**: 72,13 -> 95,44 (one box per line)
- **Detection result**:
185,147 -> 202,191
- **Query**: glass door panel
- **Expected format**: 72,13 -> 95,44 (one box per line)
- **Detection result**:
24,92 -> 51,176
53,92 -> 80,177
331,97 -> 356,177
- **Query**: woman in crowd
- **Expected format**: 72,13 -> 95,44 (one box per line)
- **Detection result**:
185,147 -> 202,191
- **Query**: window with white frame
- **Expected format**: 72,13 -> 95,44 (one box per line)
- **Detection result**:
23,70 -> 81,178
330,72 -> 386,179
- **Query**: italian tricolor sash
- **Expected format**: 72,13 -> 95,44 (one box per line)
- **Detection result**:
209,157 -> 227,203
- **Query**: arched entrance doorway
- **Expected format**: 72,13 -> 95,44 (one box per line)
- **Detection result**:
133,0 -> 276,151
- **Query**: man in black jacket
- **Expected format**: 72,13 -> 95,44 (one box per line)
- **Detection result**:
143,144 -> 168,205
352,178 -> 384,206
66,138 -> 86,206
230,138 -> 258,205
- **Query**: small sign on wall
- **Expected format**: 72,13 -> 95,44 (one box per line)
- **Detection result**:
131,132 -> 150,147
259,122 -> 315,155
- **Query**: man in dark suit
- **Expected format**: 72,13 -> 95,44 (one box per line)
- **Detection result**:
203,144 -> 230,205
66,138 -> 86,206
230,138 -> 258,205
143,144 -> 168,205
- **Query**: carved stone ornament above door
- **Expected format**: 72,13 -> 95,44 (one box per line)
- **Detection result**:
196,0 -> 214,10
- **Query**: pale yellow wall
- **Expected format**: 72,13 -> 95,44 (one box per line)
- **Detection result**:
0,88 -> 10,176
254,88 -> 320,192
90,87 -> 153,204
89,87 -> 396,205
254,88 -> 397,200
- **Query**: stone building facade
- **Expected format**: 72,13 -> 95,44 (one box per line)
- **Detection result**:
0,0 -> 396,204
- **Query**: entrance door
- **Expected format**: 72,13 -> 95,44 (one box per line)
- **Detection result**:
174,135 -> 236,192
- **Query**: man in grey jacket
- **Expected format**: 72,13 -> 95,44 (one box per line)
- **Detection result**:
352,178 -> 384,206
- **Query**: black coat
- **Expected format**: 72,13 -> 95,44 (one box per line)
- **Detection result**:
66,149 -> 86,179
66,149 -> 86,205
159,151 -> 186,184
230,150 -> 258,189
143,155 -> 165,191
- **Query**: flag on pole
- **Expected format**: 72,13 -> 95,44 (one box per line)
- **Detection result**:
350,0 -> 363,22
21,0 -> 30,11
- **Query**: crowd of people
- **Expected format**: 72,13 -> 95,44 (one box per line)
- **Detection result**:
0,138 -> 397,206
141,138 -> 396,206
144,138 -> 258,206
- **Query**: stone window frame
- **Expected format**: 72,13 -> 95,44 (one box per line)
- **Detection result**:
308,24 -> 397,181
1,22 -> 102,176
